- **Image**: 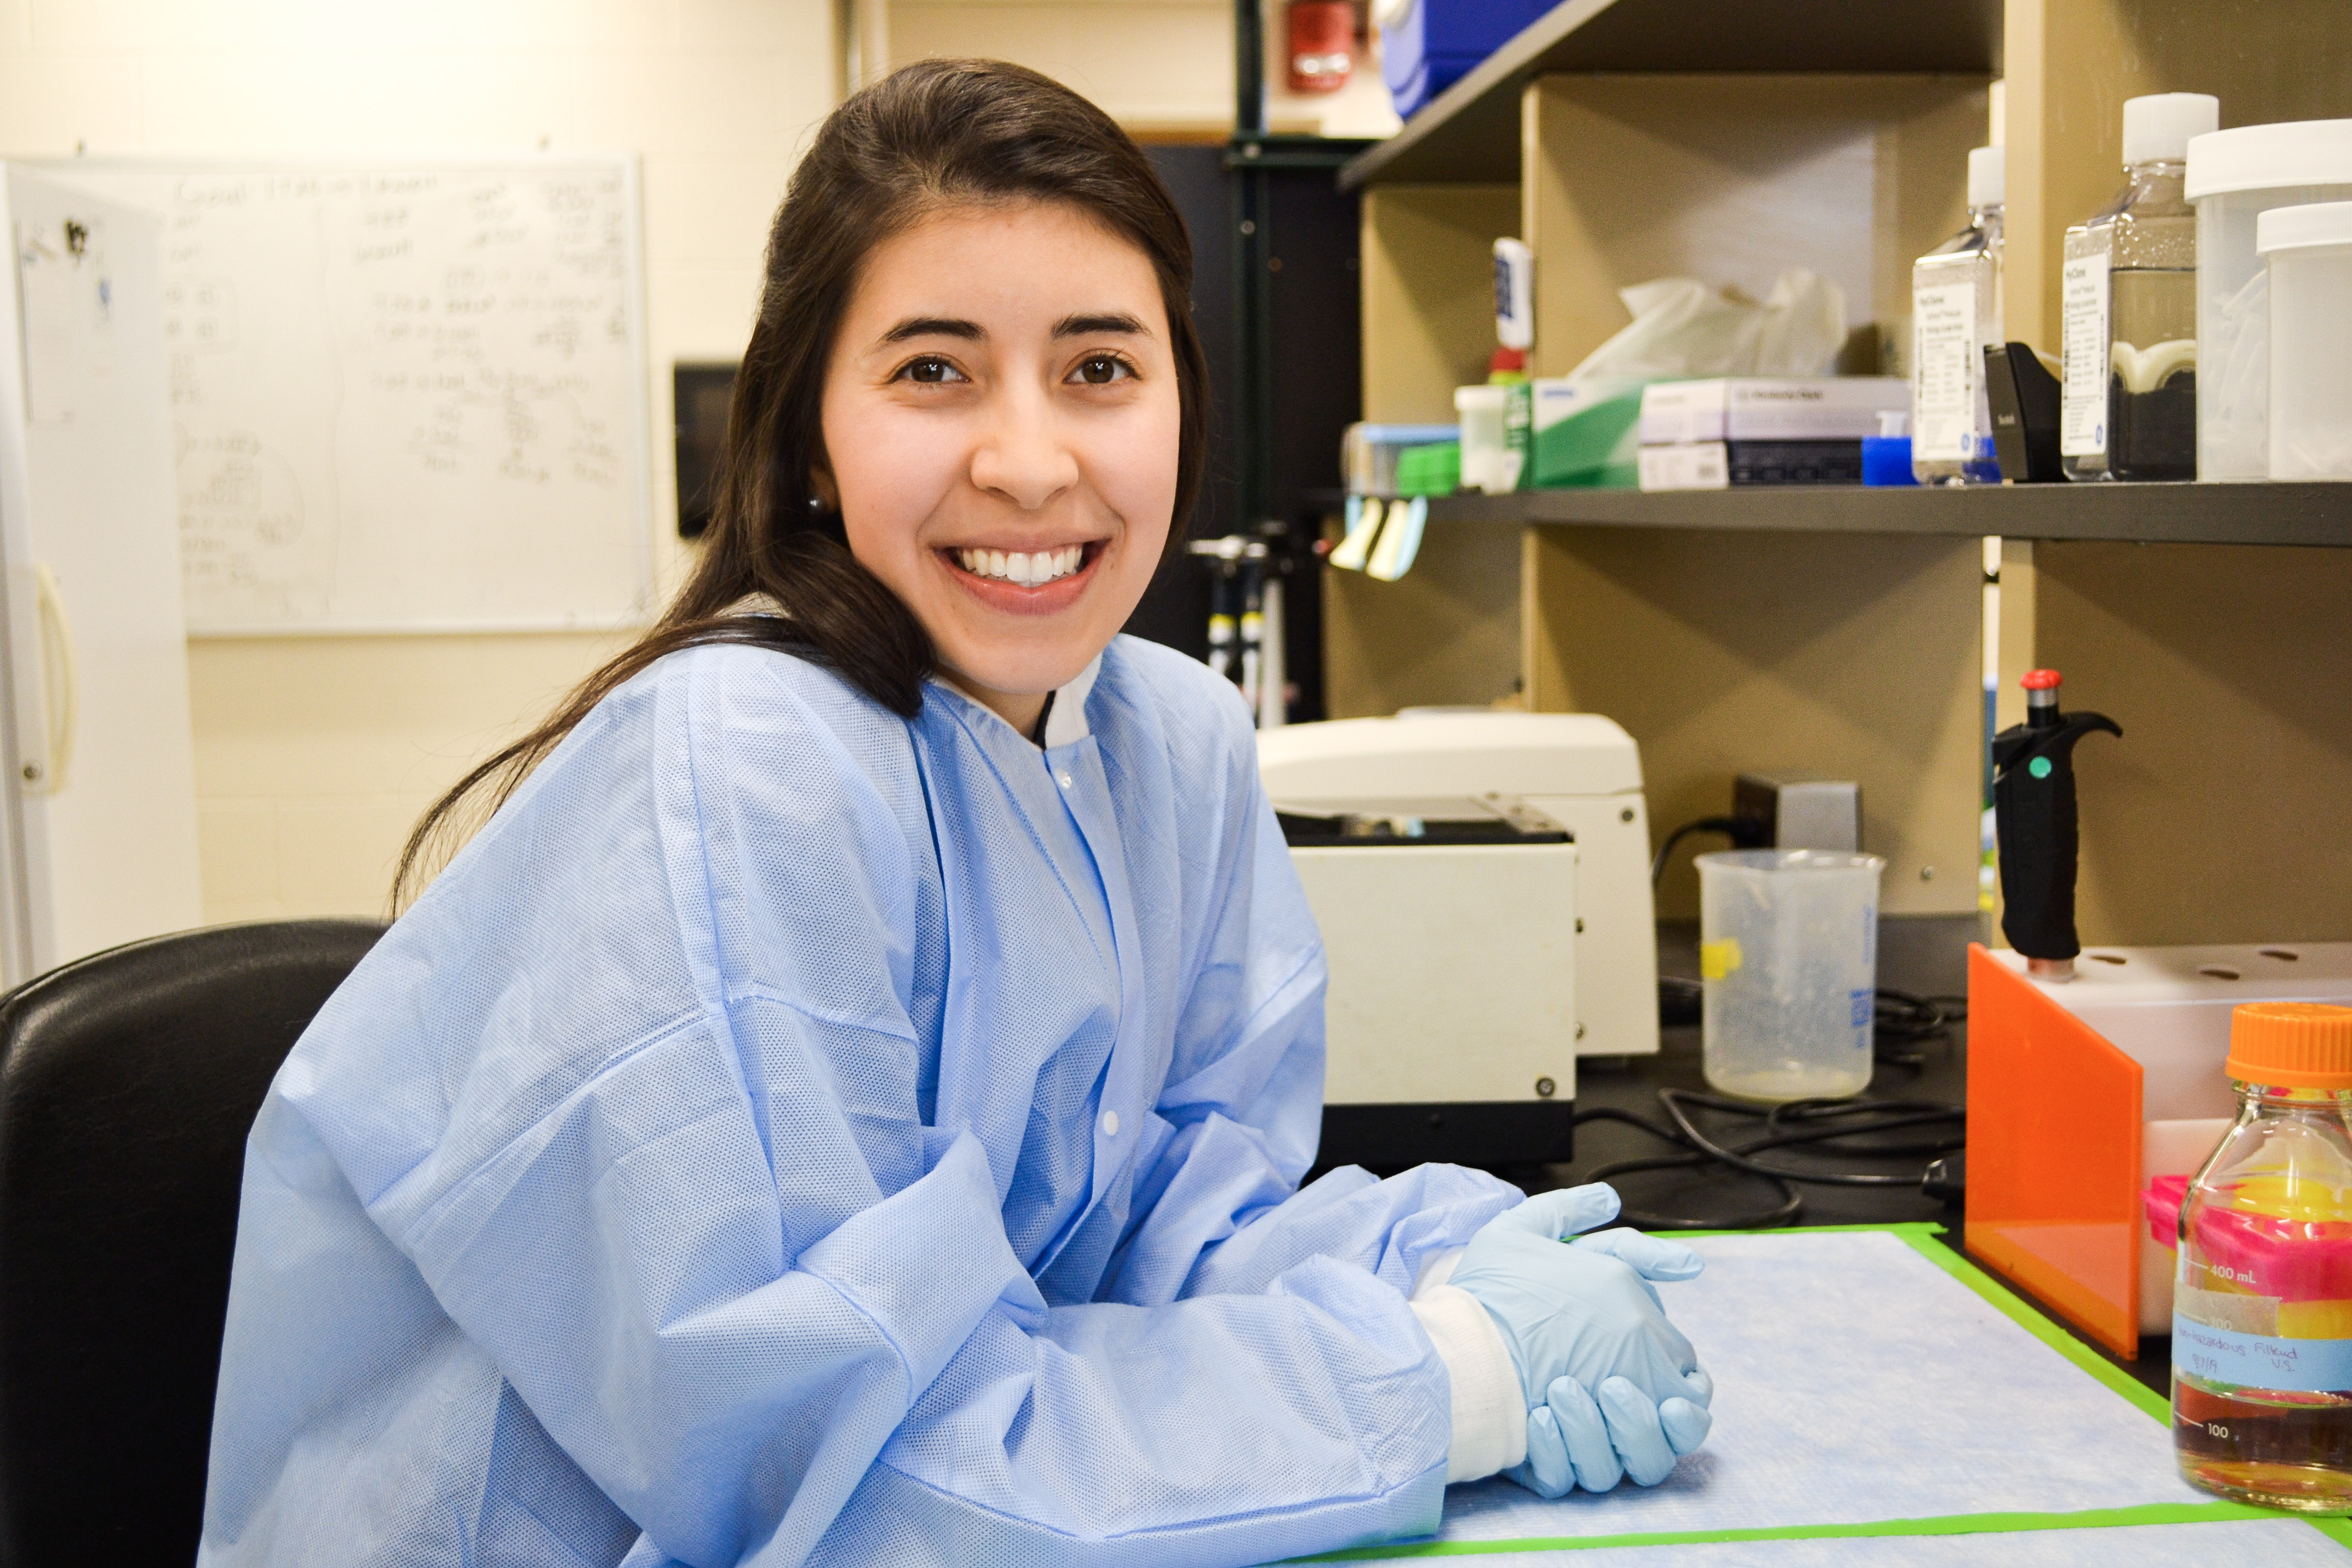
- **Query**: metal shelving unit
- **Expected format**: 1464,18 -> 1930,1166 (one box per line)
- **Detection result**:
1406,482 -> 2352,548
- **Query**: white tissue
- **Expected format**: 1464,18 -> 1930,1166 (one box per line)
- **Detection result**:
1567,270 -> 1850,383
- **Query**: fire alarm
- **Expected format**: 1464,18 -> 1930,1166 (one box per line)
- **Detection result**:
1287,0 -> 1354,93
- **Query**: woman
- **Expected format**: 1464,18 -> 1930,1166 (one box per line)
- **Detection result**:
200,60 -> 1711,1568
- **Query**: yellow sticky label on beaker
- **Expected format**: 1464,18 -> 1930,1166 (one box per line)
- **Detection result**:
1700,939 -> 1742,981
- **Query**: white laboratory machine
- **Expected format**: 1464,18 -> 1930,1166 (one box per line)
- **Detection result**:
0,168 -> 203,985
1256,710 -> 1656,1168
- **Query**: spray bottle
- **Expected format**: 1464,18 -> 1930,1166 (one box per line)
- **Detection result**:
1992,669 -> 2121,979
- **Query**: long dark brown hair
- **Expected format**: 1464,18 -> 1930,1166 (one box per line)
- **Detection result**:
393,59 -> 1209,911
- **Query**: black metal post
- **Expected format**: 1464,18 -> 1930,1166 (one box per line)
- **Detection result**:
1235,0 -> 1265,137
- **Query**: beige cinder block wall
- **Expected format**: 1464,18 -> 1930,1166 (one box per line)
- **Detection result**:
0,0 -> 836,921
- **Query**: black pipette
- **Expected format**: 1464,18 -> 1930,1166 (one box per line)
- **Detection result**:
1992,669 -> 2121,981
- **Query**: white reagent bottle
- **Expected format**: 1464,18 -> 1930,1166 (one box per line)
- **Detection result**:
2061,93 -> 2218,482
1912,146 -> 2006,485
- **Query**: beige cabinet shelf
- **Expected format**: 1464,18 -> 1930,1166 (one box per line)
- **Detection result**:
1336,0 -> 2352,946
1401,481 -> 2352,548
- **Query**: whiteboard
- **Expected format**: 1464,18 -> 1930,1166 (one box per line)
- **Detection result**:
36,157 -> 653,635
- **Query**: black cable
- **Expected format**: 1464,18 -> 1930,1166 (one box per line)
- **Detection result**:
1571,1105 -> 1802,1229
1599,1159 -> 1805,1232
1659,1089 -> 1963,1187
1567,1086 -> 1965,1230
1871,988 -> 1967,1067
1649,817 -> 1743,885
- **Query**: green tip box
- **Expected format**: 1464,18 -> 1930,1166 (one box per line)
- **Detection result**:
1392,440 -> 1461,497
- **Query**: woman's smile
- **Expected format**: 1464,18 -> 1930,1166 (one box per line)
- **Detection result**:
936,537 -> 1108,615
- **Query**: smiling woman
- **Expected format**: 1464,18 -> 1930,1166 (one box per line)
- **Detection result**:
817,201 -> 1184,732
387,59 -> 1210,903
197,57 -> 1710,1568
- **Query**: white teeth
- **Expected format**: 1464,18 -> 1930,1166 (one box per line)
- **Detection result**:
955,544 -> 1086,585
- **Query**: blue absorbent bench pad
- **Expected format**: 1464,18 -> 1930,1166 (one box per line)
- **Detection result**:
1305,1228 -> 2351,1562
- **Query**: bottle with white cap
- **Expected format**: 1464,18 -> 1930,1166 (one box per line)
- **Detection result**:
2060,93 -> 2219,482
1912,146 -> 2006,485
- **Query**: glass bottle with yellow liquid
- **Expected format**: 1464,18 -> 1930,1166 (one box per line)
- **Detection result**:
2174,1001 -> 2352,1512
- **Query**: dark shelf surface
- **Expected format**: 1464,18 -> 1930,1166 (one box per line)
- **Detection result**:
1401,480 -> 2352,548
1339,0 -> 2001,190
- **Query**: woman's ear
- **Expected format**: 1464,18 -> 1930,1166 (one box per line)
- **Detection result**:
808,458 -> 842,513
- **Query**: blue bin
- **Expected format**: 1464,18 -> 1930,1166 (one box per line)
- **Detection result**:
1382,0 -> 1559,118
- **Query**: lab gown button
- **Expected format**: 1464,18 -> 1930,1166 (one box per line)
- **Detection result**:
1100,1110 -> 1119,1136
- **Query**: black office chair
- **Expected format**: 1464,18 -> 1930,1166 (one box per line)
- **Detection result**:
0,919 -> 384,1566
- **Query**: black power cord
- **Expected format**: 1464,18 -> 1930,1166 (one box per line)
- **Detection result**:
1570,1089 -> 1968,1231
1871,988 -> 1967,1067
1648,815 -> 1771,885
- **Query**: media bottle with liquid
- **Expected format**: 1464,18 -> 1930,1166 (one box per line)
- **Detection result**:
1912,147 -> 2005,484
2061,93 -> 2218,481
2173,1001 -> 2352,1514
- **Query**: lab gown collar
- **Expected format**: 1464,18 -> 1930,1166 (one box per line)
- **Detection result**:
926,654 -> 1102,750
1042,655 -> 1100,749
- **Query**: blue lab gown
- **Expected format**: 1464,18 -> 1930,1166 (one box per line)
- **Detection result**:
199,634 -> 1522,1568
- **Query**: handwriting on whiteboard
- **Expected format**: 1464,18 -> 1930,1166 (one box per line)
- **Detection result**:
68,161 -> 650,633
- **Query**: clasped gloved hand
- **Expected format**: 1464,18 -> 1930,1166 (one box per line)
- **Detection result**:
1450,1183 -> 1714,1498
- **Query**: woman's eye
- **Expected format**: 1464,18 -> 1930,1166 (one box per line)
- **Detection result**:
1070,355 -> 1134,386
896,356 -> 966,384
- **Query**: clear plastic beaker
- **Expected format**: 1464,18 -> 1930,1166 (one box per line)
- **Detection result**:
1697,850 -> 1885,1102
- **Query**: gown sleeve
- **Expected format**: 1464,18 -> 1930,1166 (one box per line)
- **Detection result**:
272,646 -> 1477,1568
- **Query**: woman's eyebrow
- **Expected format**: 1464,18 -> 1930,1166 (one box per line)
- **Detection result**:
880,316 -> 984,344
1054,312 -> 1148,337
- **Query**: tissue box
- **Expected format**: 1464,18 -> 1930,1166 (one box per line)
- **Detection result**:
1638,378 -> 1910,446
1525,378 -> 1649,489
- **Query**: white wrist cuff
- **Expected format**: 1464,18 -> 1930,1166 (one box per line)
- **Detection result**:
1408,1283 -> 1527,1483
1413,1243 -> 1465,1295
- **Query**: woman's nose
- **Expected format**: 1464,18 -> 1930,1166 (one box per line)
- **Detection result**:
969,390 -> 1080,510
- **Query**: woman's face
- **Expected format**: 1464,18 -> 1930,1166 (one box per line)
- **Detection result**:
817,200 -> 1182,734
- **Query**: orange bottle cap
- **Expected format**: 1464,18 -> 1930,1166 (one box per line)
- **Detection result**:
2226,1001 -> 2352,1089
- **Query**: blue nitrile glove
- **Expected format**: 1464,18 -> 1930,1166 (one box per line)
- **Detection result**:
1449,1183 -> 1714,1497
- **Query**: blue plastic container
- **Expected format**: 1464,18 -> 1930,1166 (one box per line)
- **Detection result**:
1860,434 -> 1921,486
1382,0 -> 1558,118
